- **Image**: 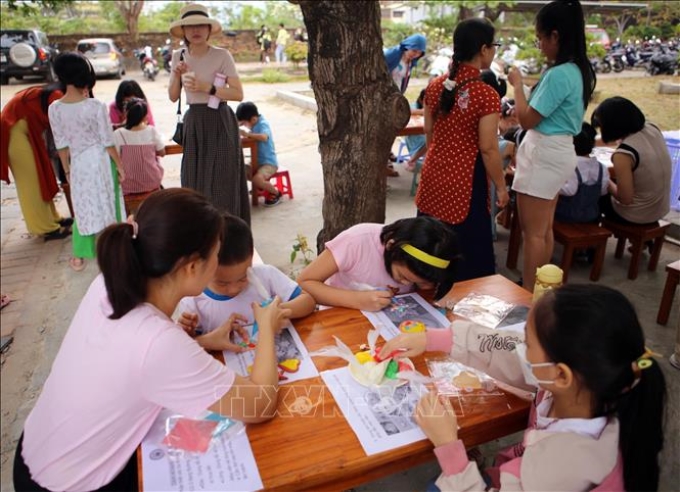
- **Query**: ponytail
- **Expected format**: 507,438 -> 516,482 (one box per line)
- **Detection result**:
617,360 -> 666,491
124,98 -> 148,130
97,223 -> 145,320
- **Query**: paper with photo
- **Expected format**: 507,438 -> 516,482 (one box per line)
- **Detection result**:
320,367 -> 426,455
223,324 -> 318,384
362,292 -> 450,340
140,409 -> 263,492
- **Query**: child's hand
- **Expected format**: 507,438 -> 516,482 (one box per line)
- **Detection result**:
378,332 -> 427,359
178,312 -> 199,336
117,166 -> 126,183
213,313 -> 250,352
252,296 -> 291,337
356,290 -> 393,311
414,391 -> 458,447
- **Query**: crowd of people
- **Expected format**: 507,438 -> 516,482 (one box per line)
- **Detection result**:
0,1 -> 674,491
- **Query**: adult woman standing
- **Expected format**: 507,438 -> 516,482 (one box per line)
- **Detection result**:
13,189 -> 286,491
168,3 -> 250,224
507,0 -> 596,291
416,18 -> 508,283
1,84 -> 72,240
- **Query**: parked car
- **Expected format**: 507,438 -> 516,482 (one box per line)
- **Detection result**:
1,29 -> 57,85
76,38 -> 125,79
586,25 -> 611,50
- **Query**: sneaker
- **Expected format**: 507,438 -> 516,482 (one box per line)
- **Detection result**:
264,192 -> 282,207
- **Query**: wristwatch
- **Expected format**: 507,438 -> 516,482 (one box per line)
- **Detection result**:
209,84 -> 217,96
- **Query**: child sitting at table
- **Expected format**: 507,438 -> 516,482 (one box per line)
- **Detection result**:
178,214 -> 316,351
113,98 -> 165,214
403,88 -> 427,172
555,122 -> 609,223
236,101 -> 283,207
297,217 -> 460,311
381,284 -> 666,491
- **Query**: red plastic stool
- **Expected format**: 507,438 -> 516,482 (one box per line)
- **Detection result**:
269,167 -> 293,200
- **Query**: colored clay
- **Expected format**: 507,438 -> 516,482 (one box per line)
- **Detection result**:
399,320 -> 426,333
354,350 -> 375,364
384,359 -> 399,379
278,358 -> 301,372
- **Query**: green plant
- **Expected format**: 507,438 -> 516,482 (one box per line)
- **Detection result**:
285,41 -> 308,69
290,234 -> 314,265
259,68 -> 291,83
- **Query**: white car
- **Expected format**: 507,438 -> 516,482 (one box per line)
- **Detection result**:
76,38 -> 125,79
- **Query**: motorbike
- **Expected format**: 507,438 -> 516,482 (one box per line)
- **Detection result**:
591,56 -> 611,74
159,39 -> 172,73
647,50 -> 678,75
134,47 -> 159,81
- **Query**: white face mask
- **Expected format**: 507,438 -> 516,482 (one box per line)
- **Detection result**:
514,342 -> 555,388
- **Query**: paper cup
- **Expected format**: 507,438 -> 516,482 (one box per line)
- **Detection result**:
181,71 -> 195,85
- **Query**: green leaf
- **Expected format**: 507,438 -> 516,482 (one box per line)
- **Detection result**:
290,250 -> 297,263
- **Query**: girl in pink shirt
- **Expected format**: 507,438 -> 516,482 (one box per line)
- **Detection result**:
14,189 -> 290,492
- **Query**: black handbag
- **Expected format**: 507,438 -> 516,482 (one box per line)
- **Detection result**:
171,50 -> 185,145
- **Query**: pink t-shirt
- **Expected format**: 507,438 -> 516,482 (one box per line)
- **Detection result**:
325,223 -> 411,293
21,275 -> 235,491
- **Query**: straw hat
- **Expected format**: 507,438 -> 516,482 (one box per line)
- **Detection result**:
169,4 -> 222,39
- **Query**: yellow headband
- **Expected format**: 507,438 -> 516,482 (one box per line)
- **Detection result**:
400,244 -> 450,269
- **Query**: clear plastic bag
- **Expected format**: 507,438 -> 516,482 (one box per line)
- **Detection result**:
162,412 -> 244,456
449,293 -> 515,329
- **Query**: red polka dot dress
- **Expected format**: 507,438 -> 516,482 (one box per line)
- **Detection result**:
416,64 -> 501,281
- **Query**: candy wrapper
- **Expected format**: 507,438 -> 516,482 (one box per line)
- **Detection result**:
448,293 -> 515,329
310,330 -> 417,388
162,412 -> 244,456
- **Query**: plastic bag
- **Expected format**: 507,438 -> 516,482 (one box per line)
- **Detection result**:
448,293 -> 515,329
162,412 -> 243,455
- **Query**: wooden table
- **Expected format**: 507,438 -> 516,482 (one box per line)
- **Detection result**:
165,137 -> 261,207
139,274 -> 531,491
398,115 -> 424,136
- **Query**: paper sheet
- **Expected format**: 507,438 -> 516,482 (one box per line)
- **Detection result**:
320,367 -> 426,455
140,410 -> 263,492
223,324 -> 318,384
362,293 -> 451,340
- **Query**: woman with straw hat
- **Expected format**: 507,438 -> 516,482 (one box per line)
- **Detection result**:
168,3 -> 250,224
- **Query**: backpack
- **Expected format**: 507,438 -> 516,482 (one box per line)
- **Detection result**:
555,164 -> 604,223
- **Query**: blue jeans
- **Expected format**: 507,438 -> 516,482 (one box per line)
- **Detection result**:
275,45 -> 287,63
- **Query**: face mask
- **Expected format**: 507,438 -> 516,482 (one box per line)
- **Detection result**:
514,342 -> 555,388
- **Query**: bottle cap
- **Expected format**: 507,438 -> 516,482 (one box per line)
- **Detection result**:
535,264 -> 563,283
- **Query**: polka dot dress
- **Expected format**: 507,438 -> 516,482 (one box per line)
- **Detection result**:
416,65 -> 500,225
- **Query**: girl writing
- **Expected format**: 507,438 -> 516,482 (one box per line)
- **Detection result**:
508,0 -> 596,291
49,52 -> 126,271
382,284 -> 666,491
297,217 -> 459,311
113,98 -> 166,214
13,189 -> 289,491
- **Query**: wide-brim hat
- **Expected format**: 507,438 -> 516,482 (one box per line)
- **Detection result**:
169,3 -> 221,39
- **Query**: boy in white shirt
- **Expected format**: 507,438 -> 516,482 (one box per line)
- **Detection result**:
178,214 -> 316,352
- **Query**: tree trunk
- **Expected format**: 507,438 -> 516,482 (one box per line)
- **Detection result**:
115,0 -> 144,42
293,0 -> 410,251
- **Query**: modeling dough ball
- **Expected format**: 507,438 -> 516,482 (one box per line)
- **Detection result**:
278,358 -> 301,373
355,350 -> 375,364
399,320 -> 426,333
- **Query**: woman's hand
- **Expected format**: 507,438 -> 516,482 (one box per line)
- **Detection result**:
172,59 -> 188,77
414,391 -> 459,447
507,66 -> 523,88
379,332 -> 427,359
252,296 -> 292,337
209,313 -> 251,352
496,187 -> 510,209
178,311 -> 199,336
356,290 -> 393,312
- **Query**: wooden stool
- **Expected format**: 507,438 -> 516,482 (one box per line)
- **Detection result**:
553,222 -> 612,282
657,260 -> 680,325
602,219 -> 670,280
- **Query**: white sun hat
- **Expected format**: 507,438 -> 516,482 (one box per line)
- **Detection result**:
169,3 -> 222,39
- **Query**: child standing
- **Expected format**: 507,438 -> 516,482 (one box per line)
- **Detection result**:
236,101 -> 283,207
508,0 -> 596,291
113,98 -> 166,215
49,52 -> 125,271
555,122 -> 609,223
178,214 -> 316,351
381,284 -> 666,491
297,217 -> 460,311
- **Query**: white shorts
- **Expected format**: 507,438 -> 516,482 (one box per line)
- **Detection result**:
511,130 -> 577,200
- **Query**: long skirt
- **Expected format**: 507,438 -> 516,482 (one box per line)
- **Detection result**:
181,103 -> 250,225
8,120 -> 63,235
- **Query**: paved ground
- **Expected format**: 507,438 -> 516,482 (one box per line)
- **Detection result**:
1,65 -> 678,491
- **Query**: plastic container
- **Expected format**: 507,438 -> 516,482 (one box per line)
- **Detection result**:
207,73 -> 227,109
533,264 -> 563,303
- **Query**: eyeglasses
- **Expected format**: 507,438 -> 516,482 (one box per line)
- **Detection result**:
491,42 -> 502,48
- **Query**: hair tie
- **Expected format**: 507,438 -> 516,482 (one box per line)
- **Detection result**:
126,215 -> 139,239
628,346 -> 661,390
400,244 -> 450,269
443,78 -> 456,91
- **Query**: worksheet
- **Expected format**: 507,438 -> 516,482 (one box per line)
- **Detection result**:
140,410 -> 263,492
223,325 -> 318,384
362,292 -> 451,340
320,367 -> 426,455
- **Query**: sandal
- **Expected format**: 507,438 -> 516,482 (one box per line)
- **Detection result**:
59,217 -> 74,228
69,257 -> 86,272
0,294 -> 10,310
44,227 -> 72,242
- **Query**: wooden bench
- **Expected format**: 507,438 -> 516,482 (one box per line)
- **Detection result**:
601,218 -> 670,280
657,260 -> 680,325
553,221 -> 612,282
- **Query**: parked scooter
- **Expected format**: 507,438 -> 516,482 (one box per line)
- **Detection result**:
159,39 -> 172,73
647,49 -> 678,75
134,46 -> 159,81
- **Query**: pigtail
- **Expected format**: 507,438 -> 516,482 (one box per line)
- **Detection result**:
616,360 -> 666,491
97,223 -> 146,320
437,57 -> 461,116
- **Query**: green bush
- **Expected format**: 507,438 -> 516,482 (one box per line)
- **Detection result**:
259,69 -> 291,83
285,41 -> 308,68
